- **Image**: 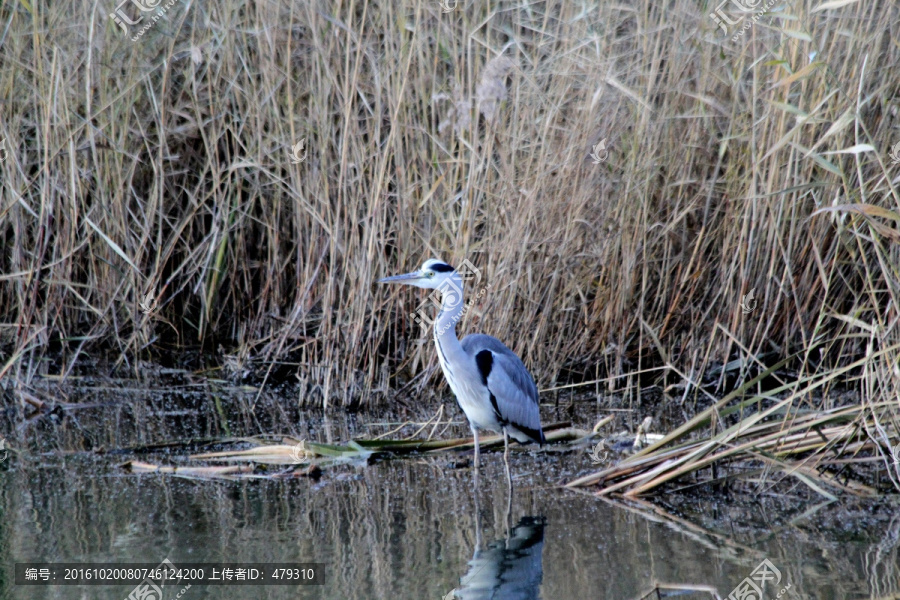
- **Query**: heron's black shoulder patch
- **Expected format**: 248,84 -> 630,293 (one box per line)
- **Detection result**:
431,262 -> 454,273
474,349 -> 493,385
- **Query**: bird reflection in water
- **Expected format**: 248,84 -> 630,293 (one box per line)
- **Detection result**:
445,482 -> 546,600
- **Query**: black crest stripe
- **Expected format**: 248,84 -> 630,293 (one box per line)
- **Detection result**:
431,263 -> 454,273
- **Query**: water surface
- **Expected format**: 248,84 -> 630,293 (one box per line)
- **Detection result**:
1,378 -> 897,599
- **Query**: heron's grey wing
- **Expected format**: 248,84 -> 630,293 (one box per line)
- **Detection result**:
461,334 -> 543,442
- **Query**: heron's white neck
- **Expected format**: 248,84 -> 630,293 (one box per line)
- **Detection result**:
433,273 -> 467,364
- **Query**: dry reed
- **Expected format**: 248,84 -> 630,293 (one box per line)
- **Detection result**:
0,1 -> 898,426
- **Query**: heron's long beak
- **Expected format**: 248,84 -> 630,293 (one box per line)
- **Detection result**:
377,271 -> 424,285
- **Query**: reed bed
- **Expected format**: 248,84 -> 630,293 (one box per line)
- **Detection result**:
0,0 -> 898,423
569,354 -> 900,496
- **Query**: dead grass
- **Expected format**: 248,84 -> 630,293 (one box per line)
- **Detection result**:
568,354 -> 900,496
0,0 -> 899,425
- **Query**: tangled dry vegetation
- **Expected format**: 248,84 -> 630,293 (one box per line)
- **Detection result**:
0,0 -> 898,456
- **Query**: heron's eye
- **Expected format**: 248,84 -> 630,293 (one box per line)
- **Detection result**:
426,271 -> 434,278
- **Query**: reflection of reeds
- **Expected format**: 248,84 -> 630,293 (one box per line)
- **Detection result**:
632,583 -> 721,600
2,455 -> 892,599
0,0 -> 898,423
866,514 -> 900,600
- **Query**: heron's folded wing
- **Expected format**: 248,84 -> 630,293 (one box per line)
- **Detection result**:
461,333 -> 542,437
485,351 -> 542,435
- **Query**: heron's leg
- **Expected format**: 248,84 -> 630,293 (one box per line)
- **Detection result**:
472,427 -> 480,471
504,458 -> 513,544
503,429 -> 511,489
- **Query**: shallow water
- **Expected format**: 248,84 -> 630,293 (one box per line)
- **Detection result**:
1,379 -> 898,599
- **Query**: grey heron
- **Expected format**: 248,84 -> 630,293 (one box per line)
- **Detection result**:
448,516 -> 545,600
378,259 -> 545,479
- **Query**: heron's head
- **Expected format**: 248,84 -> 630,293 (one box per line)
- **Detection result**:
377,258 -> 457,290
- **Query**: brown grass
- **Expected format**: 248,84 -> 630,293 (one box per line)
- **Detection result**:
0,0 -> 899,420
